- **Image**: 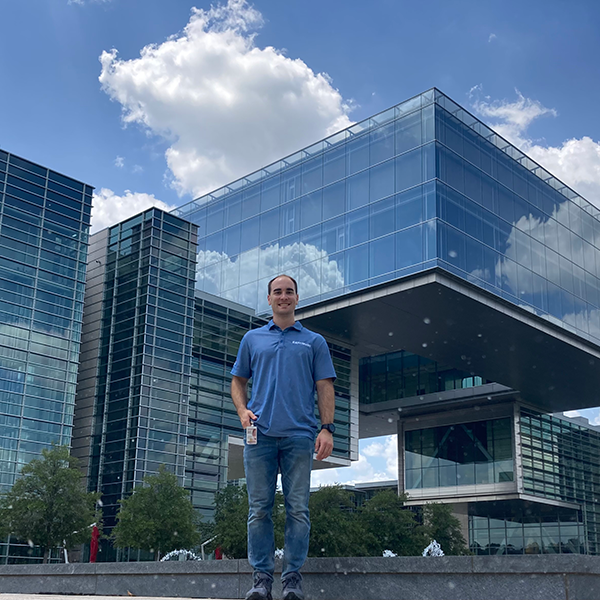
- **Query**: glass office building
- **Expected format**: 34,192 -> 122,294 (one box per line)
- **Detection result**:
399,406 -> 599,555
72,208 -> 198,549
0,149 -> 92,562
173,89 -> 600,346
519,409 -> 600,554
165,88 -> 600,556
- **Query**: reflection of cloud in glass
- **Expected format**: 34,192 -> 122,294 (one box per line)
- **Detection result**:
499,200 -> 598,298
463,198 -> 600,339
196,242 -> 344,313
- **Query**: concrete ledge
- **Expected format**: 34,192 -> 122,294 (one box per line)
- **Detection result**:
0,555 -> 599,600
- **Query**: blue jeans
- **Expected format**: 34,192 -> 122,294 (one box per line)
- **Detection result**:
244,432 -> 313,580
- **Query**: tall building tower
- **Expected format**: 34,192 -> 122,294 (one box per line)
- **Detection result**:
72,208 -> 198,559
0,149 -> 92,561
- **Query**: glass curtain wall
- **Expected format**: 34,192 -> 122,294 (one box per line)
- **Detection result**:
520,409 -> 600,555
360,349 -> 488,405
469,500 -> 585,555
175,91 -> 438,314
405,418 -> 514,489
88,209 -> 197,545
0,150 -> 92,563
434,96 -> 600,345
174,90 -> 600,344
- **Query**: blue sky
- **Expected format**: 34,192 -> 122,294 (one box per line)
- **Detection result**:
2,0 -> 600,484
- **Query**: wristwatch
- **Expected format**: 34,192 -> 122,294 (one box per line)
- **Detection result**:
320,423 -> 336,434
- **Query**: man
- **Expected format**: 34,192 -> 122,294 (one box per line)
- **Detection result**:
231,274 -> 336,600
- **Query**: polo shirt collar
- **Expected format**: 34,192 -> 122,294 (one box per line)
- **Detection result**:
267,319 -> 303,332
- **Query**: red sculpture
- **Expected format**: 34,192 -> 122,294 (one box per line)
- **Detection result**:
90,525 -> 100,563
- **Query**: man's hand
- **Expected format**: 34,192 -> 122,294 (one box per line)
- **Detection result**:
315,429 -> 333,461
238,408 -> 257,429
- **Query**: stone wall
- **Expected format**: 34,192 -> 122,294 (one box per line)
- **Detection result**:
0,555 -> 599,600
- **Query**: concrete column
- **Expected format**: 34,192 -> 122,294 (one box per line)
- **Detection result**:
450,502 -> 470,547
397,419 -> 405,496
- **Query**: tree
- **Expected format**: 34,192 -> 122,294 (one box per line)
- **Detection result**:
0,445 -> 99,563
212,484 -> 248,559
112,466 -> 200,560
308,486 -> 374,557
360,490 -> 427,556
422,503 -> 469,555
212,484 -> 286,558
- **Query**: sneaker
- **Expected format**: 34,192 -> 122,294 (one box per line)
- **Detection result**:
245,572 -> 273,600
281,572 -> 304,600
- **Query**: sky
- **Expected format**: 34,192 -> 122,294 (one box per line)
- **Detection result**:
1,0 -> 600,486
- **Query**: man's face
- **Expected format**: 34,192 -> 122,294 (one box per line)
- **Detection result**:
268,276 -> 299,317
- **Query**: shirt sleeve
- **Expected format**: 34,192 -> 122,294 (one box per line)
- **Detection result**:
313,335 -> 337,382
231,334 -> 252,379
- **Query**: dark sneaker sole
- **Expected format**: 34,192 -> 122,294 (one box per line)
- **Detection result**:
283,594 -> 304,600
246,593 -> 272,600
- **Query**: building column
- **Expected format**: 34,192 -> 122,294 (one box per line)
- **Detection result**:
397,419 -> 405,496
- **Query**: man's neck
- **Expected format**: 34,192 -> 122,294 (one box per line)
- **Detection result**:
272,314 -> 296,330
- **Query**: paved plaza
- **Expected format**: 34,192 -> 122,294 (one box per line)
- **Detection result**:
0,596 -> 221,600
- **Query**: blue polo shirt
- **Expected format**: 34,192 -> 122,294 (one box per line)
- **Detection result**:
231,320 -> 336,439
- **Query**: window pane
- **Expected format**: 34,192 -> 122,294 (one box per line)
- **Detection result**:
346,207 -> 369,247
395,148 -> 422,193
369,160 -> 394,203
370,122 -> 395,165
323,181 -> 346,220
346,135 -> 369,175
259,209 -> 280,245
396,188 -> 423,230
240,217 -> 259,252
346,244 -> 368,284
347,171 -> 369,210
396,111 -> 422,155
396,225 -> 423,269
300,191 -> 322,229
302,156 -> 323,194
370,235 -> 395,277
323,146 -> 346,185
370,196 -> 395,239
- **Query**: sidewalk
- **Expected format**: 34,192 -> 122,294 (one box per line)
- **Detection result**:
0,596 -> 223,600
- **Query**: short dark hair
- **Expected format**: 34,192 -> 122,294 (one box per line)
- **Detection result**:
268,274 -> 298,295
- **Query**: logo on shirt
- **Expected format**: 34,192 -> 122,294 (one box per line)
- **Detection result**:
292,341 -> 312,348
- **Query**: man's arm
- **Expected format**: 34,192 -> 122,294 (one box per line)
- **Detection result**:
314,377 -> 335,461
231,375 -> 256,428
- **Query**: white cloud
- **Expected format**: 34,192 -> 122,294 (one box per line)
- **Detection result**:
468,84 -> 483,100
311,435 -> 398,487
91,188 -> 176,233
527,138 -> 600,208
99,0 -> 352,199
132,164 -> 144,173
563,410 -> 582,418
488,33 -> 497,43
472,89 -> 600,209
114,155 -> 124,168
473,89 -> 558,149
